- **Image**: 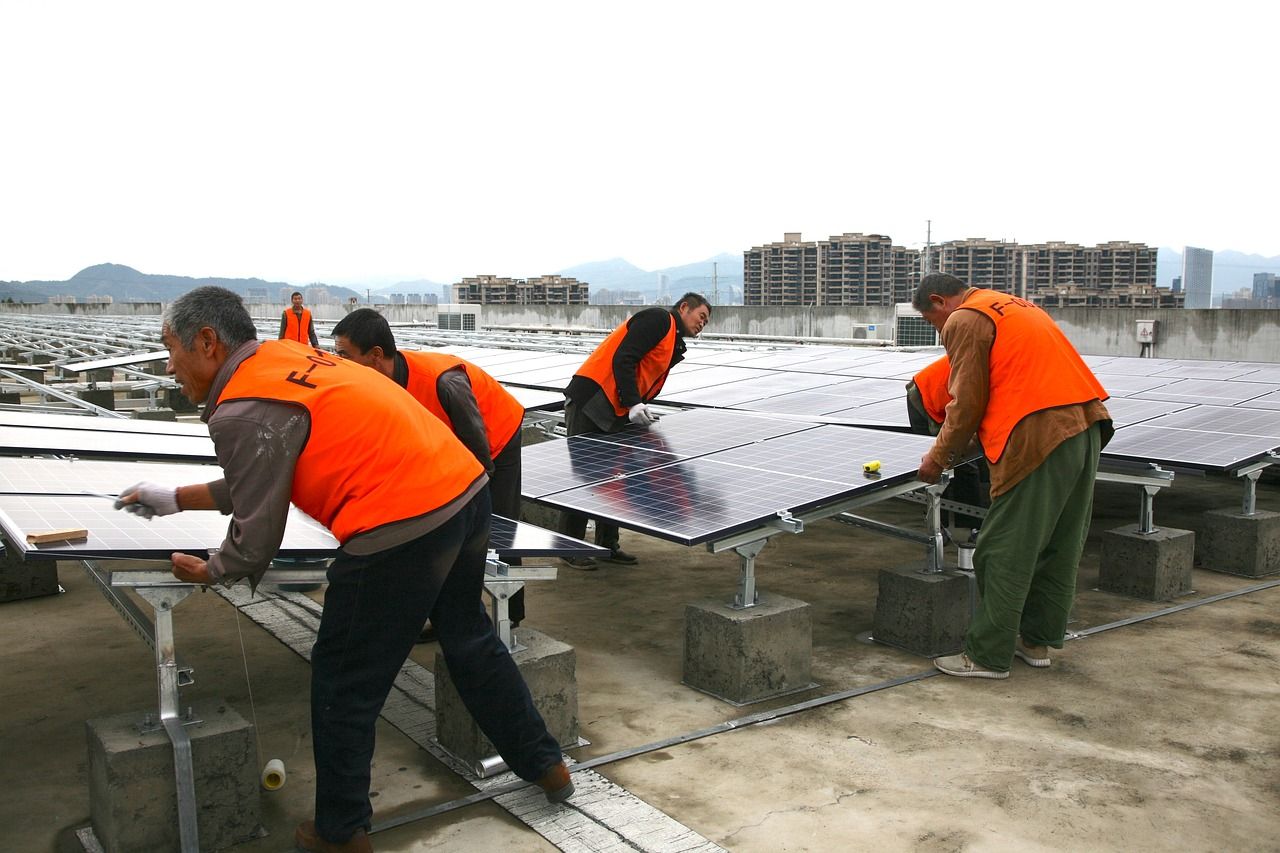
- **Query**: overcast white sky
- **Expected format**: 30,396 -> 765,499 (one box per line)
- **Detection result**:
2,2 -> 1276,287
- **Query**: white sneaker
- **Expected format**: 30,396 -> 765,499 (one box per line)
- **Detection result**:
1014,638 -> 1051,668
933,652 -> 1009,679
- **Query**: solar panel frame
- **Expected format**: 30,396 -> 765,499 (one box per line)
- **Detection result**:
0,425 -> 217,460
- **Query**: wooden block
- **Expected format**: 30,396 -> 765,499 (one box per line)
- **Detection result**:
26,528 -> 89,544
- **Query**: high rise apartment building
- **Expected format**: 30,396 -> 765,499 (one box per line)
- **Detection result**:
1182,247 -> 1214,309
746,233 -> 1176,308
452,274 -> 588,305
744,233 -> 918,306
935,239 -> 1020,295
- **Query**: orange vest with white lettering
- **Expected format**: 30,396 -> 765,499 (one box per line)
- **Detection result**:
574,314 -> 678,416
913,355 -> 952,425
215,340 -> 484,544
957,289 -> 1108,462
401,350 -> 524,457
282,307 -> 313,343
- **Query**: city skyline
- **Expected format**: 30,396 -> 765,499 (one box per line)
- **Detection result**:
2,3 -> 1276,287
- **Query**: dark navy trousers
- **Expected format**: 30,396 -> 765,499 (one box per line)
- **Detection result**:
310,488 -> 562,842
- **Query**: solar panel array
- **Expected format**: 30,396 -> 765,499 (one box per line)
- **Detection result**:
451,338 -> 1280,474
0,457 -> 602,560
522,408 -> 936,546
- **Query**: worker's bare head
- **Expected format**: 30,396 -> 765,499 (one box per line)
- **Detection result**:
674,292 -> 712,337
161,287 -> 258,403
331,308 -> 397,373
912,274 -> 969,331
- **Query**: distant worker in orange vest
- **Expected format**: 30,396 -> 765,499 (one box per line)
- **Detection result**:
913,274 -> 1112,680
114,287 -> 572,852
279,290 -> 319,346
906,353 -> 987,536
560,292 -> 712,569
332,307 -> 530,635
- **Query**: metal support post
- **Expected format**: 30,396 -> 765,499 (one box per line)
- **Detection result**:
133,585 -> 200,853
1235,457 -> 1275,516
921,475 -> 950,574
482,553 -> 558,653
731,539 -> 768,609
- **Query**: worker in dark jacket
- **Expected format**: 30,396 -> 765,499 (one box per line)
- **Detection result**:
332,307 -> 530,633
560,292 -> 711,568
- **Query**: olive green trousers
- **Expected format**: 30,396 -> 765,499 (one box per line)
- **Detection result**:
964,423 -> 1101,671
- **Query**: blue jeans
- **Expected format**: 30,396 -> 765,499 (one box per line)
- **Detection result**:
310,488 -> 562,842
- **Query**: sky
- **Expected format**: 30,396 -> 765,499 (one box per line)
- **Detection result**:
2,1 -> 1277,288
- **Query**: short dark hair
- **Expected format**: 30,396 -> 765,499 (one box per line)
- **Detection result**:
911,273 -> 968,313
164,286 -> 258,351
331,308 -> 397,357
674,292 -> 712,315
291,291 -> 303,299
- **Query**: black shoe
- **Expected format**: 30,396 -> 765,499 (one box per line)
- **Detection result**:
604,548 -> 638,565
564,556 -> 598,571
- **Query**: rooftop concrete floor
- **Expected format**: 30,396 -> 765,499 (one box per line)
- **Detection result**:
3,470 -> 1278,852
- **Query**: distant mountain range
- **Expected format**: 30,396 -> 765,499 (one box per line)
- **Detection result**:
0,264 -> 362,305
2,249 -> 1275,306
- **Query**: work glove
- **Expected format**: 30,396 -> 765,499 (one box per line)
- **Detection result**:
113,482 -> 180,520
628,403 -> 659,427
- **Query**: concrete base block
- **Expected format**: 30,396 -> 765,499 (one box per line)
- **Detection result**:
872,564 -> 971,657
1196,508 -> 1280,577
86,700 -> 261,853
683,592 -> 812,705
434,628 -> 578,771
79,388 -> 116,410
1100,524 -> 1195,600
131,407 -> 177,421
0,544 -> 59,602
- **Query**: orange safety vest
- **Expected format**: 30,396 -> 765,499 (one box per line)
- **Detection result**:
957,289 -> 1109,463
913,355 -> 952,425
574,314 -> 678,416
401,350 -> 524,457
282,307 -> 313,343
215,340 -> 483,544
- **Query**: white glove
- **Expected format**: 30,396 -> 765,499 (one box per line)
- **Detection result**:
114,482 -> 180,520
628,403 -> 659,427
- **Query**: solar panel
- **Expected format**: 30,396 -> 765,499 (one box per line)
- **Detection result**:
0,457 -> 223,495
0,493 -> 339,559
1143,405 -> 1280,437
1092,373 -> 1181,396
521,435 -> 683,499
540,427 -> 932,546
736,388 -> 867,417
501,386 -> 564,411
1100,398 -> 1193,428
1133,378 -> 1280,406
60,350 -> 168,373
1234,367 -> 1280,385
1147,365 -> 1260,381
0,411 -> 210,436
584,408 -> 817,457
488,515 -> 606,558
0,425 -> 217,460
821,398 -> 913,428
1102,424 -> 1280,471
1236,390 -> 1280,411
654,366 -> 774,396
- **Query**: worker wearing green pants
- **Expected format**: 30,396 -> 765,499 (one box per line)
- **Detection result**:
965,422 -> 1101,670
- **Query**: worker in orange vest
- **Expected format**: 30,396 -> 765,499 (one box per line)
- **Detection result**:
561,292 -> 712,568
913,274 -> 1112,680
114,287 -> 572,852
279,290 -> 319,346
332,307 -> 530,635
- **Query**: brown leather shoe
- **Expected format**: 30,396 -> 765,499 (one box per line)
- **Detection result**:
294,820 -> 373,853
536,761 -> 575,804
